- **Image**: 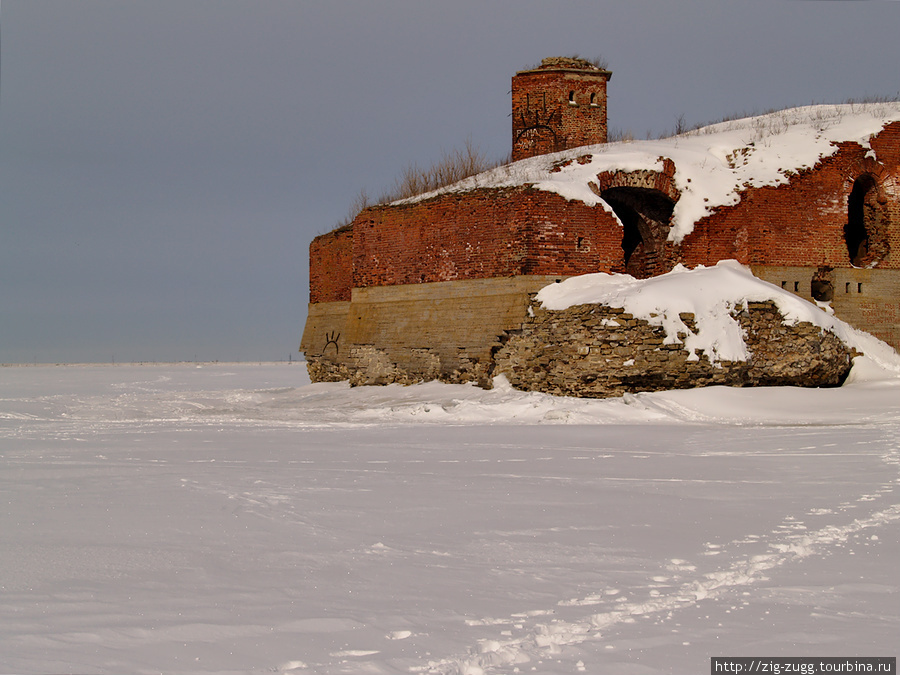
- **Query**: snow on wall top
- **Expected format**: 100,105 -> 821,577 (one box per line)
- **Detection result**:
535,260 -> 900,373
398,103 -> 900,242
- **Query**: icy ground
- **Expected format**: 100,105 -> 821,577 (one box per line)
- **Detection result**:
1,363 -> 898,675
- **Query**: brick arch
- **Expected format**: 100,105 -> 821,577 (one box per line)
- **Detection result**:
840,157 -> 892,267
593,158 -> 680,203
845,171 -> 891,267
592,160 -> 680,278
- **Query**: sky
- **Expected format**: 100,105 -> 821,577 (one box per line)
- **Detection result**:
2,1 -> 900,364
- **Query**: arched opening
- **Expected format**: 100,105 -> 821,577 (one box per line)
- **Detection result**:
845,174 -> 889,267
568,91 -> 577,105
601,187 -> 675,278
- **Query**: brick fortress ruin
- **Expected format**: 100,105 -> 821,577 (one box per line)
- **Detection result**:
300,57 -> 900,396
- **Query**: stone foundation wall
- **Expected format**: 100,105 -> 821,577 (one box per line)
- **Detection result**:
303,277 -> 856,397
751,266 -> 900,351
301,276 -> 563,388
493,299 -> 853,398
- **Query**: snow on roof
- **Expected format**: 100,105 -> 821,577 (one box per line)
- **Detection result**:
534,260 -> 900,374
399,102 -> 900,242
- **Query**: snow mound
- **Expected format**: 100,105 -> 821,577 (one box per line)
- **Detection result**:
400,102 -> 900,241
535,260 -> 900,375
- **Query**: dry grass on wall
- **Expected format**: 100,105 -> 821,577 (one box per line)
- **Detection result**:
335,139 -> 508,229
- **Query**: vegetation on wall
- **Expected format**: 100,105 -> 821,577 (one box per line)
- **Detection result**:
336,139 -> 508,229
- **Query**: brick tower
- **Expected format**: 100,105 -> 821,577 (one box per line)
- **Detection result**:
511,57 -> 612,162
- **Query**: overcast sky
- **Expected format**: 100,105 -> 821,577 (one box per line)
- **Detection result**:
2,1 -> 899,364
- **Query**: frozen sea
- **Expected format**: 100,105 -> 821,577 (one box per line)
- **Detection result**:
1,362 -> 898,674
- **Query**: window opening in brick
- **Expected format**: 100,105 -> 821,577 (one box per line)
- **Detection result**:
600,187 -> 675,278
845,282 -> 851,294
793,281 -> 799,292
858,283 -> 863,293
576,236 -> 585,250
568,91 -> 576,105
845,174 -> 889,267
590,93 -> 597,106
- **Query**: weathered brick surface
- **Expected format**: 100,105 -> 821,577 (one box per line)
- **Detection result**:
679,134 -> 900,271
309,225 -> 353,303
312,123 -> 900,291
349,187 -> 624,289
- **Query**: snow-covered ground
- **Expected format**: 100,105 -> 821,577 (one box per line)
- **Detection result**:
1,362 -> 899,675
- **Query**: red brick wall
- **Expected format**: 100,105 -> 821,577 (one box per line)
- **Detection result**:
309,124 -> 900,303
870,121 -> 900,167
869,121 -> 900,242
680,134 -> 900,270
309,225 -> 353,303
521,197 -> 624,276
349,188 -> 624,288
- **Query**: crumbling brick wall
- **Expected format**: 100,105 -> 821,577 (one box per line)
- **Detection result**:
308,124 -> 900,300
349,187 -> 624,289
680,133 -> 900,271
309,225 -> 353,303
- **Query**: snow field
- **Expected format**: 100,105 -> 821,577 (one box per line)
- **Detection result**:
0,363 -> 898,674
